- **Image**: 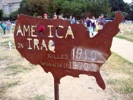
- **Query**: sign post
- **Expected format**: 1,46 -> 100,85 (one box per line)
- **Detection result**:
54,79 -> 59,100
14,11 -> 124,99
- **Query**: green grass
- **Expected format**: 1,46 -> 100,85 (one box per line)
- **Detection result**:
116,34 -> 133,42
31,95 -> 46,100
11,25 -> 15,30
0,27 -> 3,31
0,55 -> 9,61
107,78 -> 133,94
0,81 -> 19,97
0,40 -> 15,49
1,41 -> 10,46
105,53 -> 133,94
5,64 -> 32,76
1,36 -> 11,38
0,23 -> 133,99
117,23 -> 133,42
107,53 -> 133,71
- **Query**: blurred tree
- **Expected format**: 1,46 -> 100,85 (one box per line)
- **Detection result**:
61,1 -> 83,17
90,0 -> 110,17
128,5 -> 133,20
9,10 -> 18,21
52,0 -> 110,18
109,0 -> 131,19
18,0 -> 30,15
28,0 -> 50,16
0,9 -> 3,20
18,0 -> 50,16
109,0 -> 127,12
48,0 -> 60,17
17,0 -> 132,19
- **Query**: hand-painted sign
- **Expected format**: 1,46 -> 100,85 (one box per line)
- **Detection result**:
14,11 -> 124,90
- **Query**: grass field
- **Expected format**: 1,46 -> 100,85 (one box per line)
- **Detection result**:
103,53 -> 133,94
117,22 -> 133,42
0,22 -> 133,99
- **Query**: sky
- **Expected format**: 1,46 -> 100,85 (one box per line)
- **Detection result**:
123,0 -> 132,3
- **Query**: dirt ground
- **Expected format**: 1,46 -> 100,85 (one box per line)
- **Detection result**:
0,35 -> 132,100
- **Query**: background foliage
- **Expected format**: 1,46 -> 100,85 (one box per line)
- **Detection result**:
0,9 -> 3,20
1,0 -> 133,20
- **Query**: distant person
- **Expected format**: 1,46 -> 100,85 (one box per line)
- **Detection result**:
97,16 -> 101,23
71,17 -> 76,24
53,14 -> 58,19
44,13 -> 48,19
6,20 -> 12,34
58,15 -> 64,20
86,17 -> 93,37
0,21 -> 6,35
91,16 -> 96,31
100,14 -> 105,25
95,21 -> 99,32
98,14 -> 105,30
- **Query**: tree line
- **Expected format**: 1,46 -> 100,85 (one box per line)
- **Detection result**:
0,0 -> 132,20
